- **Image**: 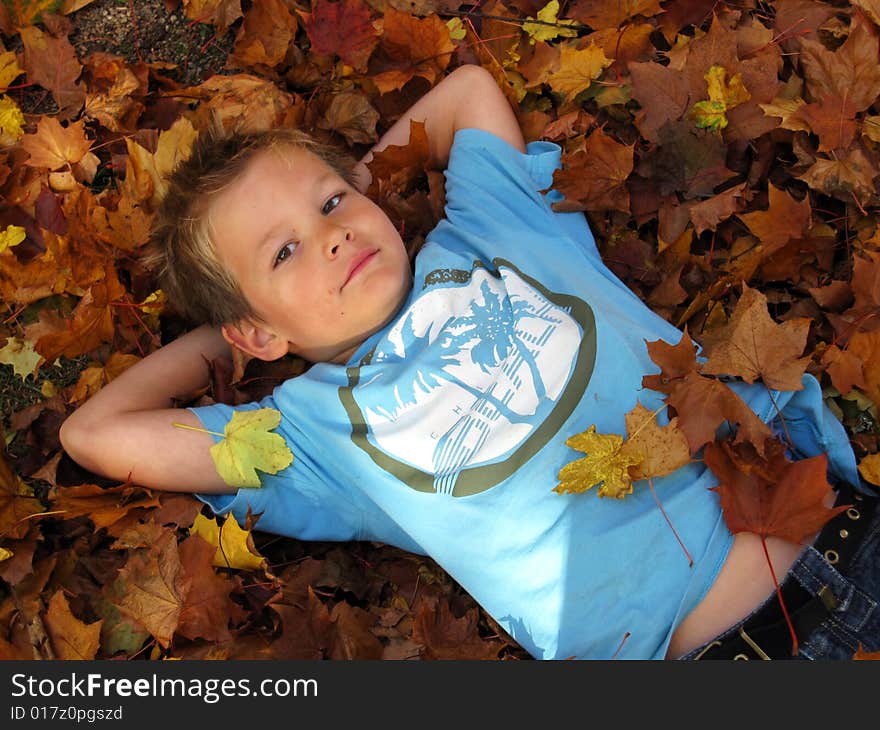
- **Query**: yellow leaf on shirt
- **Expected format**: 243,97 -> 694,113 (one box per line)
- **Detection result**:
208,408 -> 293,488
555,425 -> 642,499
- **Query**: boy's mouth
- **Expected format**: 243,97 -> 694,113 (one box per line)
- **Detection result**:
343,249 -> 379,288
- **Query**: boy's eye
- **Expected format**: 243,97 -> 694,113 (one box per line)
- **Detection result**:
322,193 -> 343,215
273,241 -> 297,267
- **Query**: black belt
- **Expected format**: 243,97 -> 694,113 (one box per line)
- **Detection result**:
692,480 -> 879,660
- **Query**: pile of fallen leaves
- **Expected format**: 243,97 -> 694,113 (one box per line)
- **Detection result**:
1,0 -> 880,660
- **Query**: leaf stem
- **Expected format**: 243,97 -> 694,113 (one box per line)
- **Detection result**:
172,421 -> 224,438
647,476 -> 693,567
760,535 -> 798,656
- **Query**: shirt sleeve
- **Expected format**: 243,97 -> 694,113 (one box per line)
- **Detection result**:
189,395 -> 429,553
442,127 -> 604,266
188,396 -> 365,542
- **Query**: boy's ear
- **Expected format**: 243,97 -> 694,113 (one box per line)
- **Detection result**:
220,320 -> 289,362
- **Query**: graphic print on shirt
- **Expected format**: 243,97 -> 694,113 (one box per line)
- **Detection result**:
339,259 -> 596,496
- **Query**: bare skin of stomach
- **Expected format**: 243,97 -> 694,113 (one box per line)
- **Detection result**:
665,489 -> 834,659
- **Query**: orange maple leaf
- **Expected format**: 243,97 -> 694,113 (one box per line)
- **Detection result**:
699,283 -> 811,391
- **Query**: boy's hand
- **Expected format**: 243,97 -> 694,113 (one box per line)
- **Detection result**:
59,325 -> 239,494
355,65 -> 526,191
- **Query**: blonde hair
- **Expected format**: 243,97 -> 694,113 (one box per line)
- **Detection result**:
146,127 -> 356,326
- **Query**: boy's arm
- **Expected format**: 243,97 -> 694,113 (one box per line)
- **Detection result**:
59,325 -> 237,494
352,65 -> 525,192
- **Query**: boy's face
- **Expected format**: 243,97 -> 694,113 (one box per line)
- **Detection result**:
209,146 -> 412,364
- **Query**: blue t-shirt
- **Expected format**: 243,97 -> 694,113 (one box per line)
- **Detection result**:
191,128 -> 860,659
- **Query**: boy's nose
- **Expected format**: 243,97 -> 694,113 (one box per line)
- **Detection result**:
324,226 -> 353,258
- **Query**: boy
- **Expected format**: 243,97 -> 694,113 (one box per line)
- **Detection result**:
60,65 -> 879,660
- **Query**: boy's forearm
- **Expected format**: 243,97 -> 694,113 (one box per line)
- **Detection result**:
70,324 -> 230,420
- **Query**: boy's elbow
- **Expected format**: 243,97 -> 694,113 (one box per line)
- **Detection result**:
59,411 -> 100,473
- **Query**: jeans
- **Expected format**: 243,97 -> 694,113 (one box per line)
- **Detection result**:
679,487 -> 880,660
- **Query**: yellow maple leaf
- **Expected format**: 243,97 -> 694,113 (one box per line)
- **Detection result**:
190,512 -> 266,571
555,425 -> 642,499
523,0 -> 579,44
0,547 -> 12,562
0,224 -> 26,255
0,51 -> 23,91
446,17 -> 466,41
548,43 -> 612,102
175,408 -> 293,488
0,336 -> 42,379
858,452 -> 880,486
0,95 -> 25,146
691,65 -> 751,131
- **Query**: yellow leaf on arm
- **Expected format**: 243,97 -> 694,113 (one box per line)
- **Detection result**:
175,408 -> 294,488
0,547 -> 12,562
210,408 -> 293,488
190,512 -> 266,571
620,402 -> 691,480
554,425 -> 642,499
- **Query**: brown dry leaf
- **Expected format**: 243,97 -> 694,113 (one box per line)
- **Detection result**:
113,529 -> 190,648
689,182 -> 750,234
367,119 -> 430,199
49,484 -> 161,530
177,535 -> 240,643
0,451 -> 45,540
21,117 -> 92,171
371,8 -> 455,94
568,0 -> 663,28
628,61 -> 689,144
799,15 -> 880,113
317,90 -> 380,146
621,402 -> 690,480
706,440 -> 845,544
19,25 -> 85,118
847,331 -> 880,408
182,74 -> 294,133
700,283 -> 811,390
231,0 -> 299,69
798,147 -> 878,205
33,273 -> 127,363
270,587 -> 333,659
300,0 -> 380,72
412,596 -> 501,660
44,590 -> 102,660
69,352 -> 140,405
328,602 -> 384,659
552,131 -> 633,213
820,344 -> 865,397
181,0 -> 243,31
795,95 -> 858,152
738,183 -> 811,258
